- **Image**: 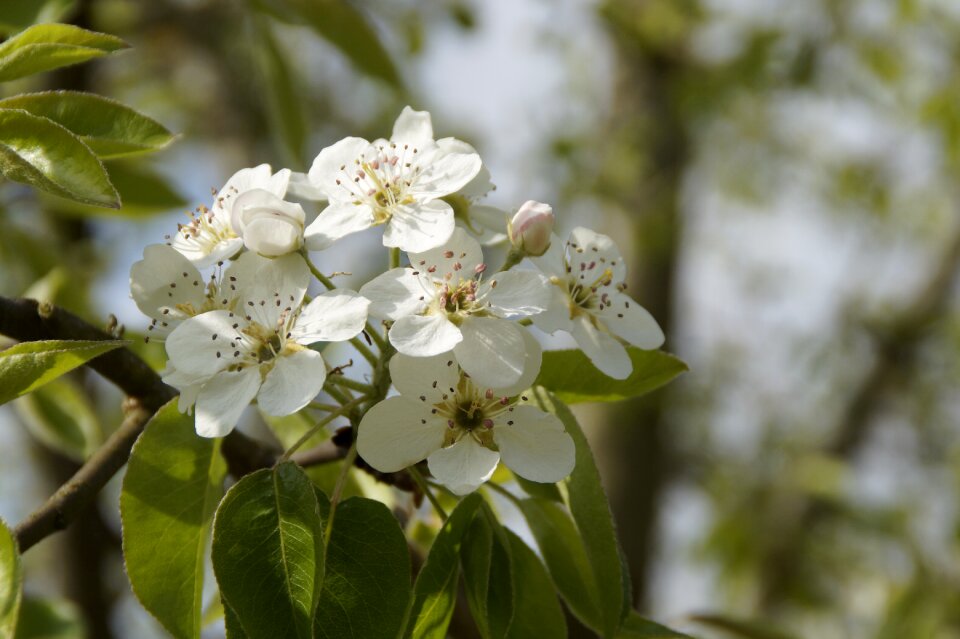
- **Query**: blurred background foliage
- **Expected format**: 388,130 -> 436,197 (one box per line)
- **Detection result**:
2,0 -> 960,637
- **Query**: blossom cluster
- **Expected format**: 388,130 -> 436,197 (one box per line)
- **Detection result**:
129,107 -> 664,494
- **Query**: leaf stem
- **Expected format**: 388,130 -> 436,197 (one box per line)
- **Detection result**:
327,376 -> 376,394
389,247 -> 401,269
324,444 -> 358,546
302,250 -> 336,291
408,466 -> 448,520
350,336 -> 378,366
280,398 -> 365,461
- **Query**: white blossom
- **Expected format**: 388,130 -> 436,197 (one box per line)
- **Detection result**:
360,228 -> 550,389
357,348 -> 573,495
304,106 -> 482,253
508,200 -> 554,257
533,227 -> 664,379
162,254 -> 370,437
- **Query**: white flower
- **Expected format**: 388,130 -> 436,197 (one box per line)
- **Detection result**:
231,188 -> 306,257
438,138 -> 508,246
508,200 -> 554,257
360,227 -> 550,389
533,227 -> 664,379
357,349 -> 574,495
130,245 -> 263,340
304,106 -> 482,253
162,254 -> 370,437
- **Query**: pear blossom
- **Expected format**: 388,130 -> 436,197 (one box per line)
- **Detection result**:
508,200 -> 554,257
360,228 -> 550,389
438,138 -> 508,246
304,106 -> 482,253
162,254 -> 370,437
533,227 -> 664,379
231,188 -> 306,257
357,346 -> 573,495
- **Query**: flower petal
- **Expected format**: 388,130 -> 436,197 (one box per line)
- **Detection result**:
291,290 -> 370,343
286,171 -> 327,201
427,438 -> 500,495
531,233 -> 567,279
232,188 -> 305,232
242,216 -> 304,257
237,253 -> 310,328
389,314 -> 463,357
409,226 -> 484,279
567,227 -> 627,284
307,136 -> 373,203
214,164 -> 274,214
493,405 -> 574,484
389,352 -> 460,403
530,284 -> 573,335
391,106 -> 434,148
408,144 -> 482,198
438,138 -> 494,200
383,199 -> 455,253
570,315 -> 631,379
304,201 -> 377,251
359,268 -> 431,321
465,204 -> 508,245
489,329 -> 542,397
480,270 -> 551,318
453,317 -> 526,389
130,244 -> 207,323
195,367 -> 262,438
258,348 -> 327,416
596,291 -> 664,350
357,397 -> 445,472
165,310 -> 239,376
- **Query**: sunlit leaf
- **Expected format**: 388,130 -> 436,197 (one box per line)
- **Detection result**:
13,597 -> 85,639
0,109 -> 119,207
0,23 -> 126,82
44,161 -> 187,218
14,377 -> 102,461
0,518 -> 21,639
0,339 -> 125,405
121,400 -> 227,639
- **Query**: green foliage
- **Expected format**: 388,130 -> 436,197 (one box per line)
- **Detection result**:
13,597 -> 85,639
406,493 -> 482,639
313,494 -> 411,639
0,339 -> 124,405
0,518 -> 21,639
120,400 -> 227,639
688,614 -> 797,639
0,108 -> 119,207
535,348 -> 688,404
211,462 -> 324,639
45,161 -> 187,218
13,377 -> 102,461
0,23 -> 126,82
460,510 -> 513,639
0,92 -> 174,159
0,0 -> 76,35
503,530 -> 567,639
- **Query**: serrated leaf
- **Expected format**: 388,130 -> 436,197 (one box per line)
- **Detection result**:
0,23 -> 126,81
406,493 -> 483,639
14,377 -> 102,461
223,601 -> 248,639
0,0 -> 77,36
0,339 -> 124,405
618,612 -> 695,638
313,495 -> 411,639
535,387 -> 627,637
0,109 -> 119,207
0,518 -> 22,639
212,462 -> 324,639
535,348 -> 687,404
13,597 -> 85,639
504,530 -> 566,639
0,92 -> 174,159
121,400 -> 227,639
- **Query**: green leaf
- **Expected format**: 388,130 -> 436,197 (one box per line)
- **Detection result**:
223,601 -> 248,639
0,0 -> 77,36
406,493 -> 483,639
13,597 -> 85,639
0,92 -> 174,159
618,612 -> 695,638
460,510 -> 514,639
0,339 -> 124,405
0,517 -> 22,639
504,530 -> 566,639
13,377 -> 102,461
513,474 -> 563,502
0,109 -> 119,207
258,0 -> 401,88
313,495 -> 411,639
0,23 -> 126,81
120,400 -> 227,639
535,387 -> 628,636
688,614 -> 796,639
212,462 -> 324,639
535,348 -> 687,404
44,161 -> 187,218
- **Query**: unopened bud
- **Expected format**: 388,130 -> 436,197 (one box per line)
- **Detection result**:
508,200 -> 554,257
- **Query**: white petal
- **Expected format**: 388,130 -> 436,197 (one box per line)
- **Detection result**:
596,292 -> 664,349
409,226 -> 484,279
357,397 -> 445,472
570,315 -> 631,379
232,188 -> 305,232
177,383 -> 201,415
389,314 -> 463,357
408,145 -> 482,198
466,205 -> 508,245
218,164 -> 274,203
165,310 -> 239,376
266,168 -> 292,198
130,244 -> 206,322
257,349 -> 327,416
195,367 -> 262,438
531,233 -> 567,279
453,317 -> 526,389
480,270 -> 551,318
567,227 -> 627,284
389,352 -> 460,403
489,329 -> 542,397
237,254 -> 310,328
242,216 -> 304,257
438,139 -> 494,200
427,438 -> 500,495
359,268 -> 431,321
307,137 -> 373,203
391,106 -> 434,147
291,290 -> 370,343
304,201 -> 377,251
180,237 -> 244,269
383,199 -> 455,253
286,171 -> 327,201
493,405 -> 574,483
530,285 -> 573,335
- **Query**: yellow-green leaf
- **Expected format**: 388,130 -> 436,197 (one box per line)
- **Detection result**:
0,339 -> 125,405
13,377 -> 102,461
0,518 -> 21,639
0,23 -> 126,82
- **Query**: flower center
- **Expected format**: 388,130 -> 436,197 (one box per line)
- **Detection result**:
332,143 -> 423,224
172,205 -> 237,253
433,375 -> 511,449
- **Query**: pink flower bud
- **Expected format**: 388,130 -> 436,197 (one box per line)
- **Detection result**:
509,200 -> 554,257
